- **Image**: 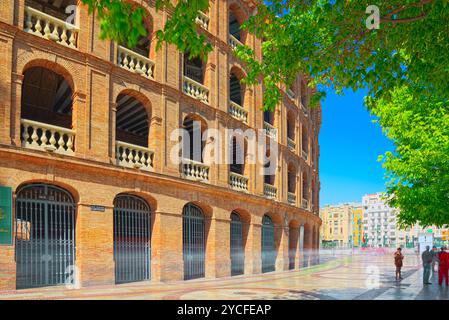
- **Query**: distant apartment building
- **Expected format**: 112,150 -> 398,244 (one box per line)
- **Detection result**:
352,205 -> 364,247
320,203 -> 359,248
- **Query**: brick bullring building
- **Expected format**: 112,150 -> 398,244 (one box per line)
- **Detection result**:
0,0 -> 321,290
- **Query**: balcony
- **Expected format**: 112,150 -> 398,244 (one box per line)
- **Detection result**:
263,122 -> 277,140
287,137 -> 296,151
195,11 -> 209,30
21,119 -> 75,155
264,183 -> 277,199
117,46 -> 155,79
182,76 -> 209,104
24,6 -> 79,48
288,192 -> 296,205
286,89 -> 295,101
301,150 -> 308,161
229,34 -> 243,50
229,172 -> 248,193
116,141 -> 154,171
301,198 -> 309,210
229,101 -> 248,123
182,158 -> 210,182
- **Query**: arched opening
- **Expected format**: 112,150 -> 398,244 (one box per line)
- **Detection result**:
228,4 -> 247,46
183,52 -> 205,84
229,73 -> 243,106
302,223 -> 312,267
302,125 -> 309,157
264,148 -> 275,186
113,194 -> 151,284
230,211 -> 244,276
288,163 -> 297,205
21,66 -> 75,154
229,136 -> 245,175
229,11 -> 241,41
261,214 -> 276,273
116,93 -> 150,148
264,111 -> 274,126
182,115 -> 207,163
115,93 -> 153,170
15,183 -> 76,289
287,111 -> 295,141
302,171 -> 309,209
183,203 -> 206,280
301,81 -> 307,107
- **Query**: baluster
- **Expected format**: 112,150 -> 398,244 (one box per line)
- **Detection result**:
49,130 -> 56,148
40,128 -> 48,146
57,133 -> 65,150
120,148 -> 127,164
66,134 -> 73,152
22,124 -> 30,145
127,149 -> 134,164
34,18 -> 42,36
31,126 -> 39,146
51,24 -> 59,42
43,20 -> 52,39
134,151 -> 141,166
61,29 -> 68,45
68,31 -> 76,48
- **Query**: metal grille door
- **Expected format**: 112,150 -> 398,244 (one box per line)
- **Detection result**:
261,215 -> 275,273
15,184 -> 75,290
113,194 -> 151,284
183,203 -> 205,280
288,228 -> 297,270
230,212 -> 244,276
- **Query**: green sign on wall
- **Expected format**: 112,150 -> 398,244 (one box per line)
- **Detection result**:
0,186 -> 13,245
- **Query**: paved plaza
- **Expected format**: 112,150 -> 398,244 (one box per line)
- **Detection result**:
0,250 -> 447,300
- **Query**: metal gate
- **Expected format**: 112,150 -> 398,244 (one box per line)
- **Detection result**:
113,194 -> 151,284
230,211 -> 244,276
183,203 -> 205,280
261,215 -> 275,273
15,184 -> 76,289
288,227 -> 297,270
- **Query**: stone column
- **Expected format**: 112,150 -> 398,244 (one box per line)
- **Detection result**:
10,72 -> 23,146
299,224 -> 305,268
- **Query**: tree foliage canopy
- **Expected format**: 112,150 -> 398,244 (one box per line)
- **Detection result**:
80,0 -> 449,226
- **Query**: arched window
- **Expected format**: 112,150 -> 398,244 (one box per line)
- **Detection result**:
302,172 -> 309,203
288,165 -> 296,194
229,73 -> 242,106
301,81 -> 307,106
113,194 -> 151,284
183,203 -> 205,280
184,52 -> 205,84
264,111 -> 274,125
21,66 -> 75,154
302,126 -> 309,155
116,93 -> 149,147
287,112 -> 295,140
230,136 -> 245,175
229,11 -> 241,41
182,115 -> 207,163
28,0 -> 77,21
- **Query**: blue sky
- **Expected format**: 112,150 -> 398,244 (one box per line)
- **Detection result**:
318,89 -> 395,206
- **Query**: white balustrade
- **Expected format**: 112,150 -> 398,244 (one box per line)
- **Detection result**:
116,141 -> 154,171
182,158 -> 210,182
263,122 -> 277,140
229,172 -> 248,192
195,11 -> 209,30
287,137 -> 296,151
302,198 -> 309,210
117,46 -> 155,79
21,119 -> 75,155
288,192 -> 296,205
229,101 -> 248,123
264,183 -> 277,199
183,76 -> 209,103
301,150 -> 308,161
229,34 -> 243,50
24,6 -> 79,48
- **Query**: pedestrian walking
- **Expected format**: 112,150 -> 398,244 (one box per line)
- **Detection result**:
431,246 -> 439,277
438,247 -> 449,287
421,246 -> 433,285
394,247 -> 404,281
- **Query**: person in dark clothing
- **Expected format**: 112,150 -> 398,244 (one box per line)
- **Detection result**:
394,248 -> 404,281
